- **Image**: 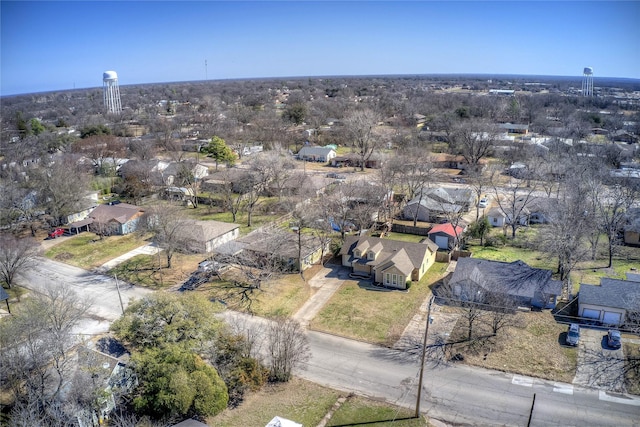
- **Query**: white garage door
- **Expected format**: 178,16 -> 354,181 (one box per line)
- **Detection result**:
602,311 -> 622,325
582,308 -> 601,320
435,235 -> 449,249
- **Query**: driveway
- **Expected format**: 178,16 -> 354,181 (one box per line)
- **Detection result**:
573,327 -> 627,393
292,263 -> 349,327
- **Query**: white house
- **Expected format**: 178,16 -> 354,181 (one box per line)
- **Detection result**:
296,146 -> 337,163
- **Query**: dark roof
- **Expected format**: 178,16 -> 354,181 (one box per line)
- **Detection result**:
579,278 -> 640,311
450,258 -> 562,299
0,287 -> 9,301
340,235 -> 438,271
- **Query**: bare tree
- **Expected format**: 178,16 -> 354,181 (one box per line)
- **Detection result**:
266,317 -> 310,382
342,108 -> 382,171
492,173 -> 538,238
141,204 -> 194,268
0,287 -> 90,410
450,119 -> 498,167
0,234 -> 41,288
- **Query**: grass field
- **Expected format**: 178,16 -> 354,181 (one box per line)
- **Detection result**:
311,263 -> 448,346
184,203 -> 283,235
209,377 -> 427,427
44,233 -> 149,270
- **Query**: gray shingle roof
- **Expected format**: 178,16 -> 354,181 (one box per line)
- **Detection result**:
450,258 -> 561,299
340,235 -> 437,272
579,278 -> 640,310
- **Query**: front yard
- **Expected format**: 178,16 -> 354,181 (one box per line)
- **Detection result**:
44,233 -> 150,270
310,263 -> 448,346
209,377 -> 426,427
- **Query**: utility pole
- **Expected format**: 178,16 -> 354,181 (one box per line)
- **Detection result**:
415,296 -> 434,417
114,273 -> 125,315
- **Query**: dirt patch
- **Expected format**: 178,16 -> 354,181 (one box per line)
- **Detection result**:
54,252 -> 73,261
445,311 -> 577,383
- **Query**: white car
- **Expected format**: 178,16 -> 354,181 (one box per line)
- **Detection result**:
478,198 -> 488,208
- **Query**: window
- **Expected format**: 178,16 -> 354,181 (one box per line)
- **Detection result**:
367,251 -> 375,260
354,250 -> 360,258
385,273 -> 390,284
392,274 -> 397,286
399,275 -> 404,285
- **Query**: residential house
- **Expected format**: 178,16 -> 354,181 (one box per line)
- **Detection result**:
486,205 -> 529,228
331,154 -> 381,169
527,197 -> 558,224
340,236 -> 438,289
428,223 -> 465,250
74,347 -> 137,427
446,258 -> 562,309
403,187 -> 475,223
623,208 -> 640,246
296,146 -> 337,163
201,168 -> 253,194
88,203 -> 145,235
235,230 -> 329,272
63,191 -> 99,224
578,276 -> 640,326
499,123 -> 529,134
180,220 -> 240,253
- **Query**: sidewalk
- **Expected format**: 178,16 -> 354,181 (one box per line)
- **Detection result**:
95,243 -> 161,273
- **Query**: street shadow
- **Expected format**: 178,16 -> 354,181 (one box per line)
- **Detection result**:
329,416 -> 418,426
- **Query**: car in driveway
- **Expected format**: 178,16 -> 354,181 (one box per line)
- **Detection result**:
48,228 -> 65,239
478,198 -> 488,209
607,329 -> 622,349
566,323 -> 580,346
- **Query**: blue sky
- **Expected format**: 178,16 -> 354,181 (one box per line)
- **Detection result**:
2,1 -> 639,96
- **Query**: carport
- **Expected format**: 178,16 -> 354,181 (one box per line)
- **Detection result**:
68,217 -> 93,234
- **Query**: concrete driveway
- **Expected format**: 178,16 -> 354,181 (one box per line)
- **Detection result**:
573,327 -> 627,393
292,263 -> 349,327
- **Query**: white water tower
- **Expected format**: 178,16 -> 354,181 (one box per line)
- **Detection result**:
582,67 -> 594,97
103,70 -> 122,114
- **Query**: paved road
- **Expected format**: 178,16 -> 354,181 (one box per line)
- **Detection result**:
224,310 -> 640,427
16,257 -> 152,334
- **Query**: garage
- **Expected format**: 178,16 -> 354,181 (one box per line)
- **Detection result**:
602,311 -> 622,326
434,235 -> 449,250
581,308 -> 601,320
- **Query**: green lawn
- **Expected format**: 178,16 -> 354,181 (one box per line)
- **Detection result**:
328,396 -> 426,426
311,263 -> 448,345
210,378 -> 339,427
210,377 -> 427,427
44,233 -> 149,270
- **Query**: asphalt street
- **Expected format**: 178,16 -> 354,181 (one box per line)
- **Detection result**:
225,311 -> 640,427
17,258 -> 640,426
16,257 -> 152,334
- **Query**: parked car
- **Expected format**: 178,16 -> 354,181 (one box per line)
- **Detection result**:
607,329 -> 622,349
48,228 -> 65,239
478,198 -> 488,208
566,324 -> 580,346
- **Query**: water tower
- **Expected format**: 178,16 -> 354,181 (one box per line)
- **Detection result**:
103,71 -> 122,114
582,67 -> 594,97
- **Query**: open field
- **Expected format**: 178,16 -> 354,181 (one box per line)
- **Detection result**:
311,263 -> 448,346
44,233 -> 149,270
107,252 -> 202,289
446,310 -> 578,383
209,377 -> 427,427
